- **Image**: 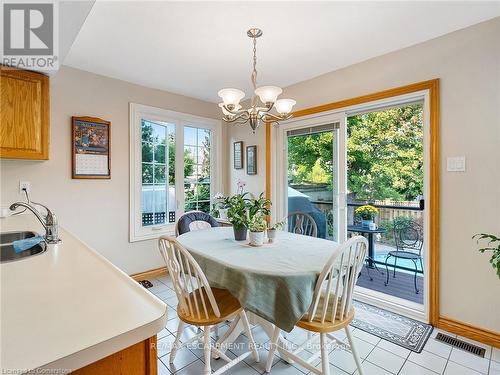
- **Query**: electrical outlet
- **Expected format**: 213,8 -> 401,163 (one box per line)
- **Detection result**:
19,181 -> 31,194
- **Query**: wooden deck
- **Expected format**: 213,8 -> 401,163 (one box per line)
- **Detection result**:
356,264 -> 424,304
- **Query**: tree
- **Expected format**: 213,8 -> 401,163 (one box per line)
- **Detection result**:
286,104 -> 423,201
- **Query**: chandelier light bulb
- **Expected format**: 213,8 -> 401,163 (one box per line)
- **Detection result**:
275,99 -> 296,115
254,86 -> 282,104
218,88 -> 245,107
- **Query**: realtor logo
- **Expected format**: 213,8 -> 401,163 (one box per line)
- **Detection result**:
2,1 -> 58,70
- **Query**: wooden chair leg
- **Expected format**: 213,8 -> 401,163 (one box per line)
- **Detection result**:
345,327 -> 363,375
203,326 -> 212,375
240,311 -> 260,362
265,326 -> 280,373
170,320 -> 185,363
320,333 -> 330,375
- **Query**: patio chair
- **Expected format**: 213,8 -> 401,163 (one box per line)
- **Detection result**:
265,236 -> 368,375
158,236 -> 259,375
286,211 -> 318,237
384,219 -> 423,294
175,210 -> 219,236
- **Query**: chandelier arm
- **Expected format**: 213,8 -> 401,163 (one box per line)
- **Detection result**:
222,111 -> 250,123
223,104 -> 248,117
262,112 -> 292,122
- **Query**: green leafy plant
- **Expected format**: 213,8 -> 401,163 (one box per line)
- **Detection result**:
269,220 -> 285,230
473,233 -> 500,279
226,193 -> 250,229
355,205 -> 379,220
248,192 -> 271,219
248,215 -> 267,233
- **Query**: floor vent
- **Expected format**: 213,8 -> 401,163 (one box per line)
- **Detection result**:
138,280 -> 153,289
435,333 -> 486,357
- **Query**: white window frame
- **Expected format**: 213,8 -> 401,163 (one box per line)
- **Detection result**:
129,103 -> 221,242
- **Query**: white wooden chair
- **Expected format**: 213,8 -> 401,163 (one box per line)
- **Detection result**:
158,236 -> 259,375
265,236 -> 368,375
286,211 -> 318,237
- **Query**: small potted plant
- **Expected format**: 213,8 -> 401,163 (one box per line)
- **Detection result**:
473,233 -> 500,280
355,205 -> 379,228
226,193 -> 250,241
212,192 -> 228,219
248,214 -> 267,246
267,220 -> 284,243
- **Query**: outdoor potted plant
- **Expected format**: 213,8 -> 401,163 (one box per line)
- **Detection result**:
248,214 -> 267,246
226,192 -> 250,241
267,220 -> 284,243
355,205 -> 379,228
473,233 -> 500,280
211,192 -> 228,219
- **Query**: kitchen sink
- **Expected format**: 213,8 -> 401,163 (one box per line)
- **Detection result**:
0,231 -> 47,263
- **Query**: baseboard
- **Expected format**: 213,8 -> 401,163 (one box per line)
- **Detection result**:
130,266 -> 167,281
437,316 -> 500,348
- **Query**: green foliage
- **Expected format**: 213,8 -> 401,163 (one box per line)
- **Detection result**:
355,205 -> 378,220
286,104 -> 423,201
473,233 -> 500,280
269,220 -> 285,230
248,215 -> 267,232
226,193 -> 250,229
248,193 -> 271,219
347,104 -> 423,200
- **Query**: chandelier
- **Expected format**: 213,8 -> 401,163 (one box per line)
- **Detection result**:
218,28 -> 296,132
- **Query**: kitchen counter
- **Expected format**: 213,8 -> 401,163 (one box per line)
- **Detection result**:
0,214 -> 168,373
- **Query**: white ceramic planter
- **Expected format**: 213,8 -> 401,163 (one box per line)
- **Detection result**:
249,231 -> 265,246
267,229 -> 277,243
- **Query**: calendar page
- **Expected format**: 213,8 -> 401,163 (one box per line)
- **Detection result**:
72,117 -> 111,179
75,153 -> 109,175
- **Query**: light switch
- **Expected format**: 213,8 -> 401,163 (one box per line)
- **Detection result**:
447,156 -> 466,172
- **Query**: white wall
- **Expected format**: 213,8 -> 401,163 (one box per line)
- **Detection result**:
226,18 -> 500,331
0,66 -> 221,275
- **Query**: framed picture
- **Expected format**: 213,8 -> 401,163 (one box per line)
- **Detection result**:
246,145 -> 257,175
72,116 -> 111,179
233,141 -> 244,169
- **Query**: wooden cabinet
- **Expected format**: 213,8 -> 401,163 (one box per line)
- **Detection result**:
0,66 -> 49,159
72,336 -> 158,375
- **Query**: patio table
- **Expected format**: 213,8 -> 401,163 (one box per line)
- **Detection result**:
347,224 -> 386,268
176,226 -> 338,332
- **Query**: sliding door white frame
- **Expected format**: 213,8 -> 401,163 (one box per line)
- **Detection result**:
272,90 -> 431,322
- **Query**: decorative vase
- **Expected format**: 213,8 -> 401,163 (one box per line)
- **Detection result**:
267,228 -> 276,243
249,231 -> 265,246
362,219 -> 373,228
233,227 -> 248,241
219,208 -> 228,220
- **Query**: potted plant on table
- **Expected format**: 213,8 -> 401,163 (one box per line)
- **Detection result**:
226,192 -> 250,241
355,205 -> 378,228
248,214 -> 267,246
267,220 -> 284,243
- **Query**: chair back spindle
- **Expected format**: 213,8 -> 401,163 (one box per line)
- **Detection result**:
158,236 -> 220,320
286,211 -> 318,237
307,236 -> 368,324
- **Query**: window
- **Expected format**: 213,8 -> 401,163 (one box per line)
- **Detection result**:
130,103 -> 221,241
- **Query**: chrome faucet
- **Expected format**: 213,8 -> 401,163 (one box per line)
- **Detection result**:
9,202 -> 60,244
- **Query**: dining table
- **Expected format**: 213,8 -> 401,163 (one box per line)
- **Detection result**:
176,226 -> 340,360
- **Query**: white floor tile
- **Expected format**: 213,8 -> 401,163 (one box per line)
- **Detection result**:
493,348 -> 500,363
444,361 -> 483,375
431,328 -> 456,340
366,347 -> 405,374
328,348 -> 360,373
377,339 -> 411,359
354,360 -> 393,375
270,360 -> 310,375
352,328 -> 381,345
449,348 -> 490,374
408,349 -> 447,374
156,288 -> 177,300
158,358 -> 172,375
164,349 -> 198,374
489,360 -> 500,375
400,360 -> 439,375
157,334 -> 176,358
343,335 -> 376,359
423,338 -> 452,359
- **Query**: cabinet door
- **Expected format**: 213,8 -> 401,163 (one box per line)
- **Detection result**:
0,66 -> 49,159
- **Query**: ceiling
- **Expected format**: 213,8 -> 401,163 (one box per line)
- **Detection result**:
64,1 -> 500,103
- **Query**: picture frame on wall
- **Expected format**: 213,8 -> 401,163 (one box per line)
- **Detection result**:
233,141 -> 244,169
246,145 -> 257,175
72,116 -> 111,179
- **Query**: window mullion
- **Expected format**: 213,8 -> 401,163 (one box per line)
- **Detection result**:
176,121 -> 185,219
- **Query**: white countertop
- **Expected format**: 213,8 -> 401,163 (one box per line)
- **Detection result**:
0,214 -> 168,373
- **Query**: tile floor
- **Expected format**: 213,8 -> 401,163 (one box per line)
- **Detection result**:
148,275 -> 499,375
